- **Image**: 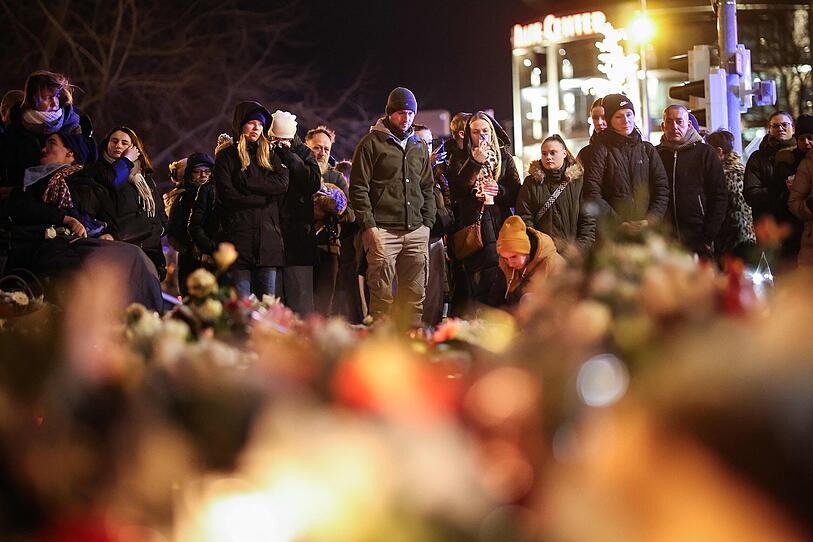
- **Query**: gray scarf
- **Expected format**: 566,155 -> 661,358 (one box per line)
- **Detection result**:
659,125 -> 703,151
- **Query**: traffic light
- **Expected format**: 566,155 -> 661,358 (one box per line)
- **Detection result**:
667,45 -> 728,131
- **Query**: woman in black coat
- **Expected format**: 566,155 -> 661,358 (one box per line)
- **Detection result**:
214,101 -> 289,298
446,111 -> 521,308
74,126 -> 168,281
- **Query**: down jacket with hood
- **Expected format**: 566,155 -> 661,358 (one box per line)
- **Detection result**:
446,114 -> 521,271
582,128 -> 669,224
349,117 -> 436,232
487,227 -> 566,307
214,101 -> 289,268
516,160 -> 596,254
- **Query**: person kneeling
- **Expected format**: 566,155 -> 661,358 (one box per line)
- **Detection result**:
487,215 -> 565,307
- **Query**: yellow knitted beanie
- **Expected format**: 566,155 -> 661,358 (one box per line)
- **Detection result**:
497,216 -> 531,255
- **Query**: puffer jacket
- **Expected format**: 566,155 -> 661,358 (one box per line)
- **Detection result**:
582,128 -> 669,223
516,160 -> 595,254
656,134 -> 728,255
487,227 -> 566,307
349,117 -> 436,232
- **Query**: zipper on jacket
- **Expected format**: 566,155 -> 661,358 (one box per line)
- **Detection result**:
697,194 -> 705,217
672,151 -> 681,241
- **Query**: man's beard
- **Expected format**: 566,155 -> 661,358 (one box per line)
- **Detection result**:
317,158 -> 329,175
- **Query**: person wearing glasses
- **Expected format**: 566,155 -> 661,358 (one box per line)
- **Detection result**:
164,152 -> 215,296
744,111 -> 803,268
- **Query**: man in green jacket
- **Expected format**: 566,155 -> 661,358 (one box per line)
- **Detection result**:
349,87 -> 436,322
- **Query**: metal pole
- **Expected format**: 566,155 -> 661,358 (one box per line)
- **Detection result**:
511,51 -> 523,161
718,0 -> 743,154
639,0 -> 651,141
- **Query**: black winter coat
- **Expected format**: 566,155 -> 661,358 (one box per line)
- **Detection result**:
656,140 -> 728,255
743,136 -> 803,259
583,128 -> 669,223
72,158 -> 168,279
447,146 -> 521,270
516,161 -> 596,254
214,142 -> 289,268
276,139 -> 321,266
189,181 -> 219,255
166,186 -> 199,253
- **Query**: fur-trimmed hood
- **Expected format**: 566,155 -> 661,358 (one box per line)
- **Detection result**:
527,160 -> 583,183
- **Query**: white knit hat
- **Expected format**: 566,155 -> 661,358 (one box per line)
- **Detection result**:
269,110 -> 298,139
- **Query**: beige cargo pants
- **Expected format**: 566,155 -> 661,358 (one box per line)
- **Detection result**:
362,225 -> 430,320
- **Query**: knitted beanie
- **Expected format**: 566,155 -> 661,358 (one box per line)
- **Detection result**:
269,110 -> 298,139
241,109 -> 268,129
796,114 -> 813,137
59,133 -> 97,165
386,87 -> 417,115
497,216 -> 531,255
601,93 -> 635,122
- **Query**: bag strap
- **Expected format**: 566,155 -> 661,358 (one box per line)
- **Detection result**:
475,202 -> 486,224
538,180 -> 569,219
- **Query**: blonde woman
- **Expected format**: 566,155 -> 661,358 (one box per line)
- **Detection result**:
446,111 -> 520,308
214,101 -> 289,298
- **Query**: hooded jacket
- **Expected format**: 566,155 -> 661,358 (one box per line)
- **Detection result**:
214,101 -> 289,267
349,117 -> 436,232
582,128 -> 669,223
517,160 -> 596,254
446,115 -> 521,269
487,227 -> 566,307
656,128 -> 728,255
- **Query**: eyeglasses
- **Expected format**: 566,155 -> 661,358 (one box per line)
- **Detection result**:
769,122 -> 791,129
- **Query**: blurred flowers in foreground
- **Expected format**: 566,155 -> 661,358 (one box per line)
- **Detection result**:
1,233 -> 812,541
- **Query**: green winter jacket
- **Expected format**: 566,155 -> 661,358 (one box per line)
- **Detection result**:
349,118 -> 436,231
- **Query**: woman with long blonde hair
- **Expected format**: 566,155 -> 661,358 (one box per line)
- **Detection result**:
446,111 -> 521,311
213,101 -> 289,298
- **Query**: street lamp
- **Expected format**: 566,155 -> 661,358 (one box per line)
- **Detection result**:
627,2 -> 655,140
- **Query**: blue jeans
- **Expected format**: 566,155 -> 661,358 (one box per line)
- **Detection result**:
232,266 -> 279,298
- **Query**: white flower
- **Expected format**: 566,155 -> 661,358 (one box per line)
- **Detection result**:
187,268 -> 218,298
45,227 -> 57,239
213,242 -> 238,270
10,291 -> 29,306
196,298 -> 223,321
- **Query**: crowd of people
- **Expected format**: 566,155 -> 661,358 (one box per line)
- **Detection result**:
2,70 -> 812,322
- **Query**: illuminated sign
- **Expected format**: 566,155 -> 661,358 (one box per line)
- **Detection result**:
512,11 -> 607,48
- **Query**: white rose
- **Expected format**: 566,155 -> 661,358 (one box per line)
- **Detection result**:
196,298 -> 223,321
45,227 -> 57,240
10,291 -> 29,306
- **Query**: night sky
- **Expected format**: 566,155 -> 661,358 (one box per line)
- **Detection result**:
302,0 -> 542,123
